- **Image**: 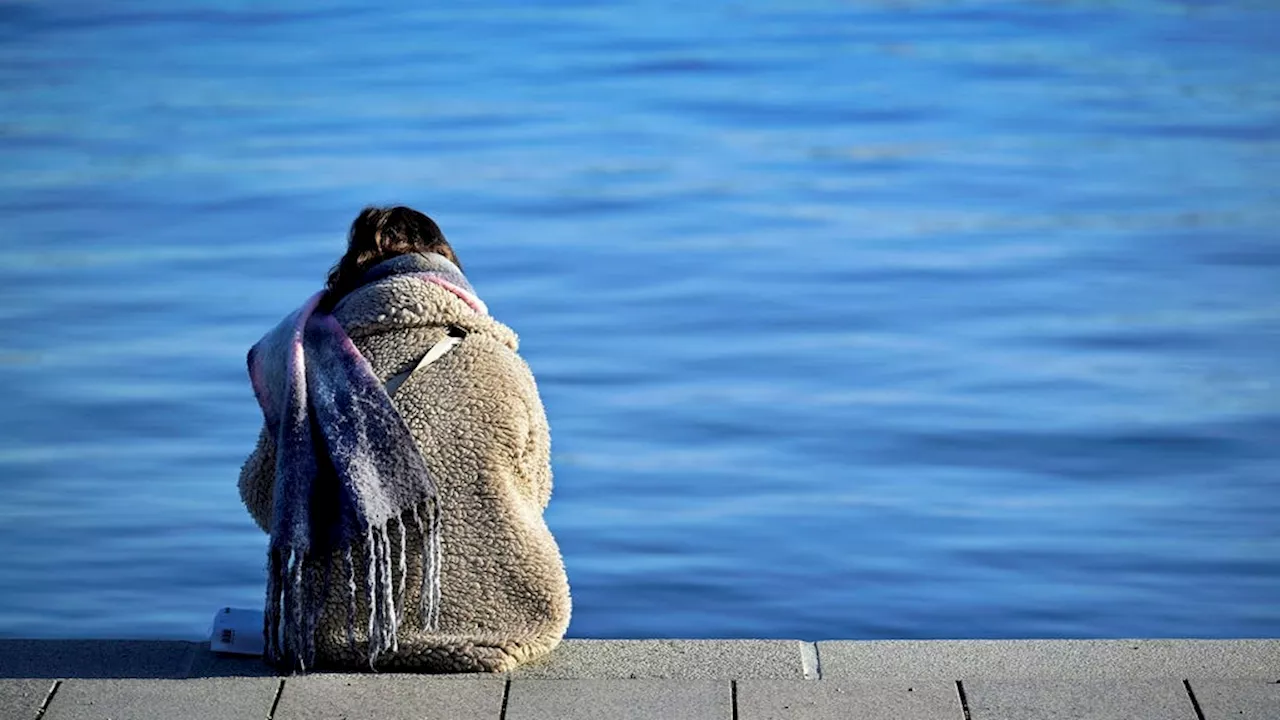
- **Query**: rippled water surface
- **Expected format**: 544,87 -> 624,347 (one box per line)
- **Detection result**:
1,0 -> 1278,640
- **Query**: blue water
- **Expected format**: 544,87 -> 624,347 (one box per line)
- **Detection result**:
1,0 -> 1277,642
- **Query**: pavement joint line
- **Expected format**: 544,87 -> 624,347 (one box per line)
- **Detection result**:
498,677 -> 511,720
1182,678 -> 1207,720
33,679 -> 60,720
955,679 -> 972,720
266,678 -> 286,720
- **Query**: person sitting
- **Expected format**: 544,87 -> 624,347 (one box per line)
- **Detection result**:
238,206 -> 570,672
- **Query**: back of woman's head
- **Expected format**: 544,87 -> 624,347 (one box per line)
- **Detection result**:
325,206 -> 461,305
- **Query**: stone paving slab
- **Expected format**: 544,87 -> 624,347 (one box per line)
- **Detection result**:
737,679 -> 962,720
513,639 -> 812,679
506,679 -> 729,720
0,640 -> 197,679
42,678 -> 278,720
818,640 -> 1280,679
273,674 -> 505,720
1188,679 -> 1280,720
963,679 -> 1197,720
0,679 -> 54,720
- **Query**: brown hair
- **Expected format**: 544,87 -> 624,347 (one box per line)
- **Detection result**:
324,206 -> 461,307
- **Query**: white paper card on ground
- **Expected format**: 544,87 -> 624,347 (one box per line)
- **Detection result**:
209,607 -> 265,656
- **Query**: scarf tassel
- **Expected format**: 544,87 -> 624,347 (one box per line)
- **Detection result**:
266,502 -> 441,672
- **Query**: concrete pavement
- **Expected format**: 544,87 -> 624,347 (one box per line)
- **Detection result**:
0,639 -> 1275,719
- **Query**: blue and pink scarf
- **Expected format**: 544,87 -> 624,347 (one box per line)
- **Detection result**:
247,253 -> 484,670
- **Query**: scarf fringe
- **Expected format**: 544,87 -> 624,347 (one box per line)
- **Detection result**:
266,505 -> 442,672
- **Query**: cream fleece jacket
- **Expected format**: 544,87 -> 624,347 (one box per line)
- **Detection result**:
239,260 -> 571,672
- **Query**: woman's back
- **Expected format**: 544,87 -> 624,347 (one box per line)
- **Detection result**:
239,213 -> 569,672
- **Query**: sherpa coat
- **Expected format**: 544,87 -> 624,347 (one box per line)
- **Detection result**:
239,254 -> 571,672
